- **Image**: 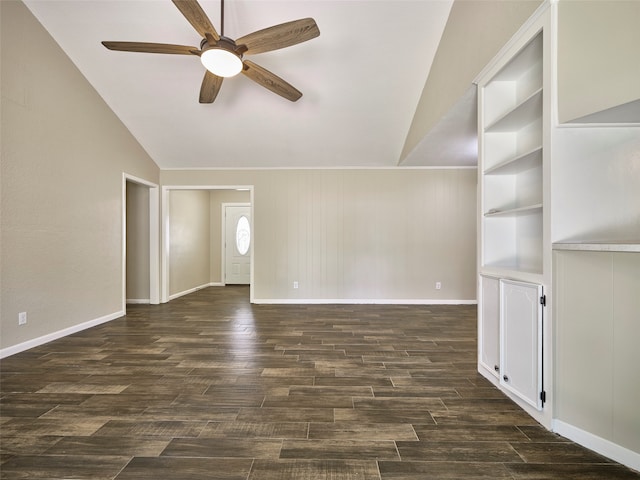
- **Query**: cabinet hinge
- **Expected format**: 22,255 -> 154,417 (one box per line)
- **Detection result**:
540,391 -> 546,403
540,295 -> 546,307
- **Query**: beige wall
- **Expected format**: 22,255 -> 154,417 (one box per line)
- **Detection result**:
168,190 -> 211,297
0,0 -> 159,353
401,0 -> 542,161
557,0 -> 640,123
126,182 -> 150,302
161,169 -> 477,302
209,190 -> 251,284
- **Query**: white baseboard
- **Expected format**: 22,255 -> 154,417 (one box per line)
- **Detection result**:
168,283 -> 222,301
253,298 -> 477,305
478,364 -> 552,430
126,298 -> 150,305
553,419 -> 640,472
0,310 -> 124,359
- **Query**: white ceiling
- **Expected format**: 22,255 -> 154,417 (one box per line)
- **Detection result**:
24,0 -> 455,169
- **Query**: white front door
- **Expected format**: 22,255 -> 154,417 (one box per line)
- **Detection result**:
224,204 -> 251,285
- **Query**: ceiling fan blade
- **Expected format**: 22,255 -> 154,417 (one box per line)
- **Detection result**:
242,60 -> 302,102
200,70 -> 223,103
102,41 -> 198,55
172,0 -> 220,41
236,18 -> 319,55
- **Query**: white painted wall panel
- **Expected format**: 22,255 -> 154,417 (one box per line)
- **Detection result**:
612,253 -> 640,453
554,250 -> 640,455
161,168 -> 477,302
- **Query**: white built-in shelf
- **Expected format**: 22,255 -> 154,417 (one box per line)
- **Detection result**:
480,264 -> 544,281
485,88 -> 543,133
476,15 -> 549,427
553,241 -> 640,253
484,204 -> 543,217
479,28 -> 545,314
484,146 -> 542,175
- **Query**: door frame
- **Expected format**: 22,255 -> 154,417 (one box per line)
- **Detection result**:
122,173 -> 160,310
161,185 -> 254,304
221,202 -> 252,286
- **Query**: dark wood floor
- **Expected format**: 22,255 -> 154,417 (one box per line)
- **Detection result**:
1,286 -> 639,479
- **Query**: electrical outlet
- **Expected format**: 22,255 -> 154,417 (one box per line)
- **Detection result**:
435,282 -> 442,290
293,281 -> 299,289
18,312 -> 27,325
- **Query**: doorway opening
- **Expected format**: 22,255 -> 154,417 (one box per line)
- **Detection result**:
161,186 -> 254,303
122,174 -> 159,311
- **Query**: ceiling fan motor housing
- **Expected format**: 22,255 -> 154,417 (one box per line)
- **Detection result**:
200,37 -> 245,56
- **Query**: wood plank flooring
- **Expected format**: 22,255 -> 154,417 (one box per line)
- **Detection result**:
1,285 -> 639,479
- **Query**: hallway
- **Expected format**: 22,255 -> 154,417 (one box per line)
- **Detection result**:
1,286 -> 638,479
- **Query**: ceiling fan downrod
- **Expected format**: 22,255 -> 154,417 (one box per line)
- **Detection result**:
220,0 -> 225,37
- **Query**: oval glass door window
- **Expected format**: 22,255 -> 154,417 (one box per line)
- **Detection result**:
235,215 -> 250,255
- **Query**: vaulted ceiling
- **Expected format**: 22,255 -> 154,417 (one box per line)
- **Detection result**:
24,1 -> 459,169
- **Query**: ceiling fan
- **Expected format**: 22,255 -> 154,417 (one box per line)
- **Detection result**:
102,0 -> 320,104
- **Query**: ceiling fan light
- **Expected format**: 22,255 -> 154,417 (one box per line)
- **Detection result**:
201,48 -> 243,77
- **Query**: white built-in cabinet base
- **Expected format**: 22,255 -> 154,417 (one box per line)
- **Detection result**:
553,248 -> 640,471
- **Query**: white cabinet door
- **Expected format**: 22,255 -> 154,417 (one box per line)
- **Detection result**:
479,275 -> 501,378
500,279 -> 544,410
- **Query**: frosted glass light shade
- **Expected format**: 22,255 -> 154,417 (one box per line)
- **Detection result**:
201,48 -> 243,77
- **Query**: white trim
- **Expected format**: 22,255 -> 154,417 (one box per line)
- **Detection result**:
165,185 -> 254,190
123,173 -> 158,187
122,176 -> 127,313
253,298 -> 477,305
160,166 -> 478,171
249,189 -> 255,303
126,299 -> 150,305
553,420 -> 640,472
473,0 -> 551,85
161,186 -> 170,303
0,311 -> 124,359
555,122 -> 640,129
550,0 -> 559,128
168,283 -> 216,301
149,186 -> 160,305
